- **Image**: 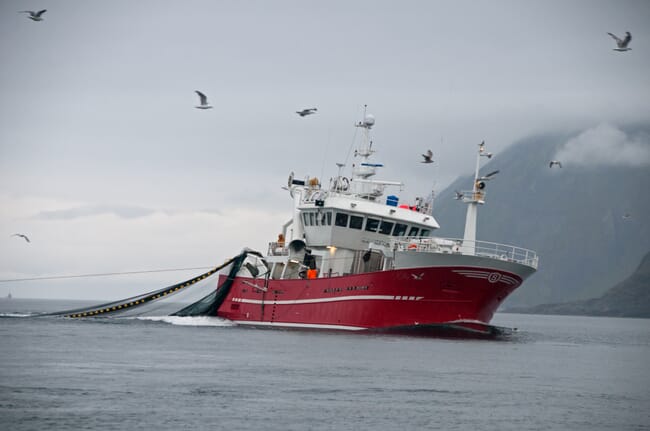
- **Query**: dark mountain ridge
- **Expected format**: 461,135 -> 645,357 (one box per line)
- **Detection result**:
508,251 -> 650,318
432,124 -> 650,307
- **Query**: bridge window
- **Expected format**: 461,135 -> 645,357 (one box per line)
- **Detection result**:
302,213 -> 309,226
350,215 -> 363,230
309,212 -> 315,226
379,220 -> 394,235
392,223 -> 407,236
335,212 -> 348,227
326,212 -> 332,225
420,229 -> 431,237
408,226 -> 419,236
365,217 -> 379,232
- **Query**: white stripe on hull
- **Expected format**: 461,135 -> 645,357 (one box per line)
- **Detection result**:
231,294 -> 423,305
232,320 -> 366,331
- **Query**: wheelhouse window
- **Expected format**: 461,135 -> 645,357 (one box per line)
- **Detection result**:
335,212 -> 348,227
349,215 -> 364,230
408,226 -> 420,236
326,212 -> 332,225
379,220 -> 394,235
309,212 -> 315,226
302,213 -> 310,226
420,229 -> 431,237
365,217 -> 379,232
392,223 -> 407,236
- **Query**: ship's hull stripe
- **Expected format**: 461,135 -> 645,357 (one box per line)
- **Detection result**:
231,294 -> 423,305
232,320 -> 366,331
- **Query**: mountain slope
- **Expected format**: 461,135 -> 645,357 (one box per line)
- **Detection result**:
432,125 -> 650,307
509,251 -> 650,317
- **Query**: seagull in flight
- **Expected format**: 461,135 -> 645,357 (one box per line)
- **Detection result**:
622,213 -> 632,220
421,150 -> 434,163
194,90 -> 213,109
12,234 -> 30,243
19,10 -> 47,21
549,160 -> 562,168
608,32 -> 632,51
454,190 -> 464,200
296,108 -> 317,117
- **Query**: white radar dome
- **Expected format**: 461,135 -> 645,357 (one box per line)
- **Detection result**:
363,114 -> 375,127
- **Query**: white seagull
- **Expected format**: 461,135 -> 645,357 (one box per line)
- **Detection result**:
296,108 -> 317,117
454,190 -> 464,200
549,160 -> 562,168
194,90 -> 213,109
19,10 -> 47,21
12,233 -> 30,243
608,32 -> 632,51
421,150 -> 434,163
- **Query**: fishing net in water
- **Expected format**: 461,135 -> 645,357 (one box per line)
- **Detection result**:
43,250 -> 252,319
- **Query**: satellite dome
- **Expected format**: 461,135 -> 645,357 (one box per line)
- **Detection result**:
363,114 -> 375,127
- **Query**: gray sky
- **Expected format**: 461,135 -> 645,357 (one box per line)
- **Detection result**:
1,0 -> 649,299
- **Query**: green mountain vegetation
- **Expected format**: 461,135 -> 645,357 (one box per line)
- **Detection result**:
433,125 -> 650,307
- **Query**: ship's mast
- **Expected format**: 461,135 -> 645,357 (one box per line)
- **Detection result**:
462,141 -> 494,255
352,105 -> 377,181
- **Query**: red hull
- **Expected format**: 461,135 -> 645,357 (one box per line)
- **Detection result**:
216,266 -> 521,331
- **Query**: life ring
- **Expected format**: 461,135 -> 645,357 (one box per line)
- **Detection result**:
408,243 -> 418,250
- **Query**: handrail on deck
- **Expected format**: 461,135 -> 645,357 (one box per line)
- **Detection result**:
394,237 -> 539,269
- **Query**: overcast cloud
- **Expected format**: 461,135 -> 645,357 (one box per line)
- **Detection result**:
555,123 -> 650,167
1,0 -> 649,299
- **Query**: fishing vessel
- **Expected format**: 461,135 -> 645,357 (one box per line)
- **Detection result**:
58,110 -> 538,336
216,111 -> 538,336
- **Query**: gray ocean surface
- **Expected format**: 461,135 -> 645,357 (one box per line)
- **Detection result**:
1,298 -> 649,431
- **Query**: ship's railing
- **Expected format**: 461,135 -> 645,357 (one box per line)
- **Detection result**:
458,190 -> 487,203
393,237 -> 539,269
301,187 -> 433,215
268,242 -> 289,256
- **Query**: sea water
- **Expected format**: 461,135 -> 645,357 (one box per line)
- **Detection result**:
1,298 -> 648,430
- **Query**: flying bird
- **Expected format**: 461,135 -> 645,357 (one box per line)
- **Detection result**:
608,31 -> 632,51
622,213 -> 632,220
19,10 -> 47,21
454,190 -> 464,200
549,160 -> 562,168
194,90 -> 212,109
296,108 -> 317,117
421,150 -> 434,163
12,234 -> 30,243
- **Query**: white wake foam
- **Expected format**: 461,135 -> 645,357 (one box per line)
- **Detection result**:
0,313 -> 33,318
135,315 -> 235,327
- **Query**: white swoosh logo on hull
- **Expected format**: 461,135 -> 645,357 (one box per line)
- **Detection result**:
452,270 -> 519,285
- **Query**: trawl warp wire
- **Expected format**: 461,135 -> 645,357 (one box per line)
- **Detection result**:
43,250 -> 254,319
